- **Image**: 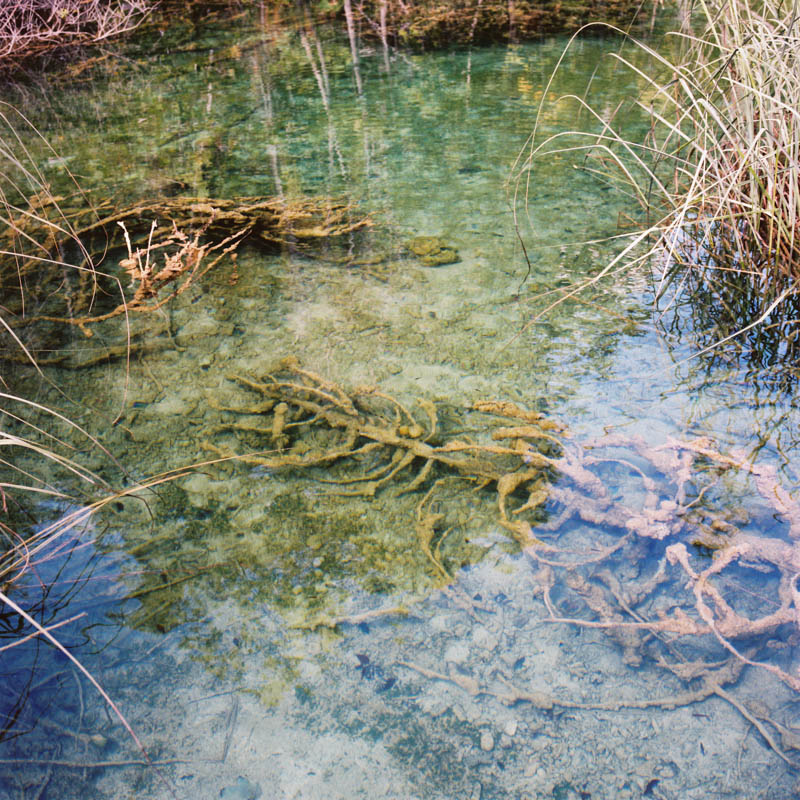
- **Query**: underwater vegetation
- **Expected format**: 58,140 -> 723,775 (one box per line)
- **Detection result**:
202,357 -> 563,560
110,360 -> 800,770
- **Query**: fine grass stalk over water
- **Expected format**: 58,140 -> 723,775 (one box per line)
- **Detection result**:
0,105 -> 163,770
0,104 -> 111,523
515,0 -> 800,353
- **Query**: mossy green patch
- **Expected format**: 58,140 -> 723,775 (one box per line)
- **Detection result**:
406,236 -> 460,266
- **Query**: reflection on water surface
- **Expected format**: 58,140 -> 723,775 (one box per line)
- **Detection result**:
2,12 -> 800,800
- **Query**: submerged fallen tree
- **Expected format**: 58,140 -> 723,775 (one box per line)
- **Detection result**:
3,194 -> 371,336
201,359 -> 800,762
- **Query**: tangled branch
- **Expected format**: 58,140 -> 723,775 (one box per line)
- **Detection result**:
202,361 -> 800,760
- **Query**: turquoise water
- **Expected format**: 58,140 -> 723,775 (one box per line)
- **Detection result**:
1,14 -> 800,800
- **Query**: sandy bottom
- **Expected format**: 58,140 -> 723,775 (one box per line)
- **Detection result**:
4,538 -> 798,800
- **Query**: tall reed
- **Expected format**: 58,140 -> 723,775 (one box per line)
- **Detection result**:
0,104 -> 111,529
514,0 -> 800,348
0,105 -> 175,775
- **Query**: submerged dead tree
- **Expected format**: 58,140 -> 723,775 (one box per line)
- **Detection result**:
202,357 -> 565,552
203,359 -> 800,762
2,194 -> 371,336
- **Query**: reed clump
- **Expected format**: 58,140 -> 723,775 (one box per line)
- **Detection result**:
658,0 -> 800,287
516,0 -> 800,351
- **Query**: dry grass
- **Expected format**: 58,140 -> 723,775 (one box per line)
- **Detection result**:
353,0 -> 652,47
0,103 -> 109,509
0,103 -> 163,774
514,0 -> 800,349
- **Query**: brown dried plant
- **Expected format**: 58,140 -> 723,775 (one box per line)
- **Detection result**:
0,0 -> 153,66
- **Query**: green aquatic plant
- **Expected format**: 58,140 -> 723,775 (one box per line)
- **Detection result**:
406,235 -> 460,266
514,0 -> 800,356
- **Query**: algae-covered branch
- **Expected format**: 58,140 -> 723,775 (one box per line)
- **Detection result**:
2,193 -> 371,341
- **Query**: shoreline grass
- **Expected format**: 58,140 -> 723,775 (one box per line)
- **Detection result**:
514,0 -> 800,356
0,103 -> 157,775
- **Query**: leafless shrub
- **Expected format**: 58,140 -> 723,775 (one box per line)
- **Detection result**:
0,0 -> 153,64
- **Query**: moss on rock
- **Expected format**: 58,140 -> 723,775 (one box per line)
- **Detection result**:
406,236 -> 460,266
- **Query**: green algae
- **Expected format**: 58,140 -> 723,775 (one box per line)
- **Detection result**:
115,477 -> 488,639
406,235 -> 460,266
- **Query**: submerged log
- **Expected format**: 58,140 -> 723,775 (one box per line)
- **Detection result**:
1,194 -> 371,334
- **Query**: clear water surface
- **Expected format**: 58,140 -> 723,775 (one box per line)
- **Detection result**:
2,14 -> 799,800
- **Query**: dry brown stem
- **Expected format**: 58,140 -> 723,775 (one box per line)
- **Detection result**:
397,660 -> 482,696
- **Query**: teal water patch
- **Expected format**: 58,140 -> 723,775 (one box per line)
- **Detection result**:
2,14 -> 800,800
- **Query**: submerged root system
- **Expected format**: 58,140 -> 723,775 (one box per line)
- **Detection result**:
203,360 -> 800,761
203,356 -> 563,558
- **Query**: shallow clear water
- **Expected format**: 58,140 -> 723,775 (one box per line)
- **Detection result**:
2,14 -> 800,800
